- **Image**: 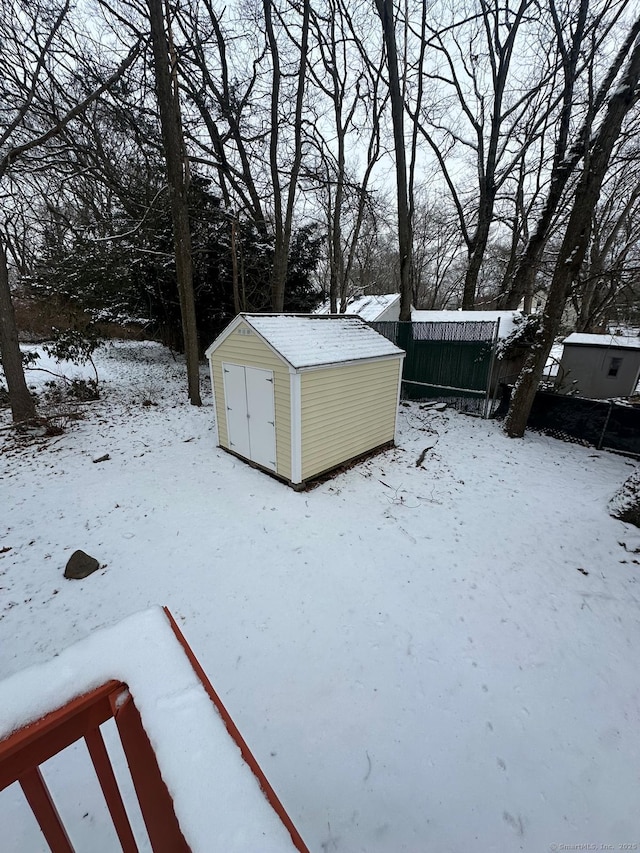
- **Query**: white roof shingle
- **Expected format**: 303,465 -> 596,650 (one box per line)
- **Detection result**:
239,314 -> 404,369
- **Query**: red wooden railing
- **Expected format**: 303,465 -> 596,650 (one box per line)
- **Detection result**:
0,607 -> 310,853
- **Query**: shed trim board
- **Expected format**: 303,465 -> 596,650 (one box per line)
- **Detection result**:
289,370 -> 302,484
208,356 -> 219,447
294,353 -> 403,372
394,357 -> 403,441
563,341 -> 640,351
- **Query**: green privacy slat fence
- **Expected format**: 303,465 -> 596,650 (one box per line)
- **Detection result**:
370,321 -> 499,414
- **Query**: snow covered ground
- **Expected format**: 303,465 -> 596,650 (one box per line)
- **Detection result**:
1,340 -> 639,852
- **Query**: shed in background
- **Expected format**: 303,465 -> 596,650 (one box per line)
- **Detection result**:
313,293 -> 400,321
205,314 -> 404,488
557,333 -> 640,398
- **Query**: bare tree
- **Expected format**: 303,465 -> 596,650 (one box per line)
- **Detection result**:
500,2 -> 640,310
146,0 -> 200,404
505,27 -> 640,437
264,0 -> 311,311
176,0 -> 270,231
175,0 -> 311,312
0,240 -> 34,422
0,0 -> 141,422
303,0 -> 388,312
407,0 -> 547,309
411,196 -> 465,309
572,144 -> 640,331
374,0 -> 412,320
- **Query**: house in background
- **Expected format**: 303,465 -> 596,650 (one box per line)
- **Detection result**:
205,314 -> 404,488
313,293 -> 401,322
557,333 -> 640,398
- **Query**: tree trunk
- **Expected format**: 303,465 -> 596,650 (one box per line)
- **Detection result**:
505,37 -> 640,438
265,0 -> 310,312
499,152 -> 581,310
500,8 -> 640,311
462,204 -> 493,310
147,0 -> 201,405
0,238 -> 36,423
230,218 -> 241,314
375,0 -> 412,321
331,134 -> 346,315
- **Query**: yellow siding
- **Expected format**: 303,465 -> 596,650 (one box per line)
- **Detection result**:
300,358 -> 401,481
210,322 -> 292,480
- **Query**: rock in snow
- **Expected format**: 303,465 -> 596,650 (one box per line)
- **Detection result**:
64,549 -> 100,580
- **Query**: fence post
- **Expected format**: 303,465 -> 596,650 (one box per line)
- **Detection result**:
483,319 -> 500,418
597,400 -> 614,450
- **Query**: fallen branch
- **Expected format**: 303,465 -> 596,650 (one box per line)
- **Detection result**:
25,366 -> 72,384
416,440 -> 438,467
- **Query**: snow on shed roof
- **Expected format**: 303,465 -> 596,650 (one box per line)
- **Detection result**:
210,313 -> 404,369
313,293 -> 400,321
410,310 -> 521,338
563,333 -> 640,350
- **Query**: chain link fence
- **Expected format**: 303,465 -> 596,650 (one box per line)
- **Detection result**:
527,391 -> 640,457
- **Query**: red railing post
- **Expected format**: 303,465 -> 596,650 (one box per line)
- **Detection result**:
1,608 -> 310,853
114,691 -> 191,853
20,767 -> 75,853
84,726 -> 139,853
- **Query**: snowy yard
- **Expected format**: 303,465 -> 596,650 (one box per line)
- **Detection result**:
1,341 -> 639,852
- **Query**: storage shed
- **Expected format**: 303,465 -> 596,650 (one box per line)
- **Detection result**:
313,292 -> 401,321
557,333 -> 640,398
205,314 -> 405,488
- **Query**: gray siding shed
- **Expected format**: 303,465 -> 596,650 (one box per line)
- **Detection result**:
557,334 -> 640,399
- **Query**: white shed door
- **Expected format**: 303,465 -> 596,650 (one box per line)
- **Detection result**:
222,363 -> 251,459
245,366 -> 277,471
222,363 -> 276,471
